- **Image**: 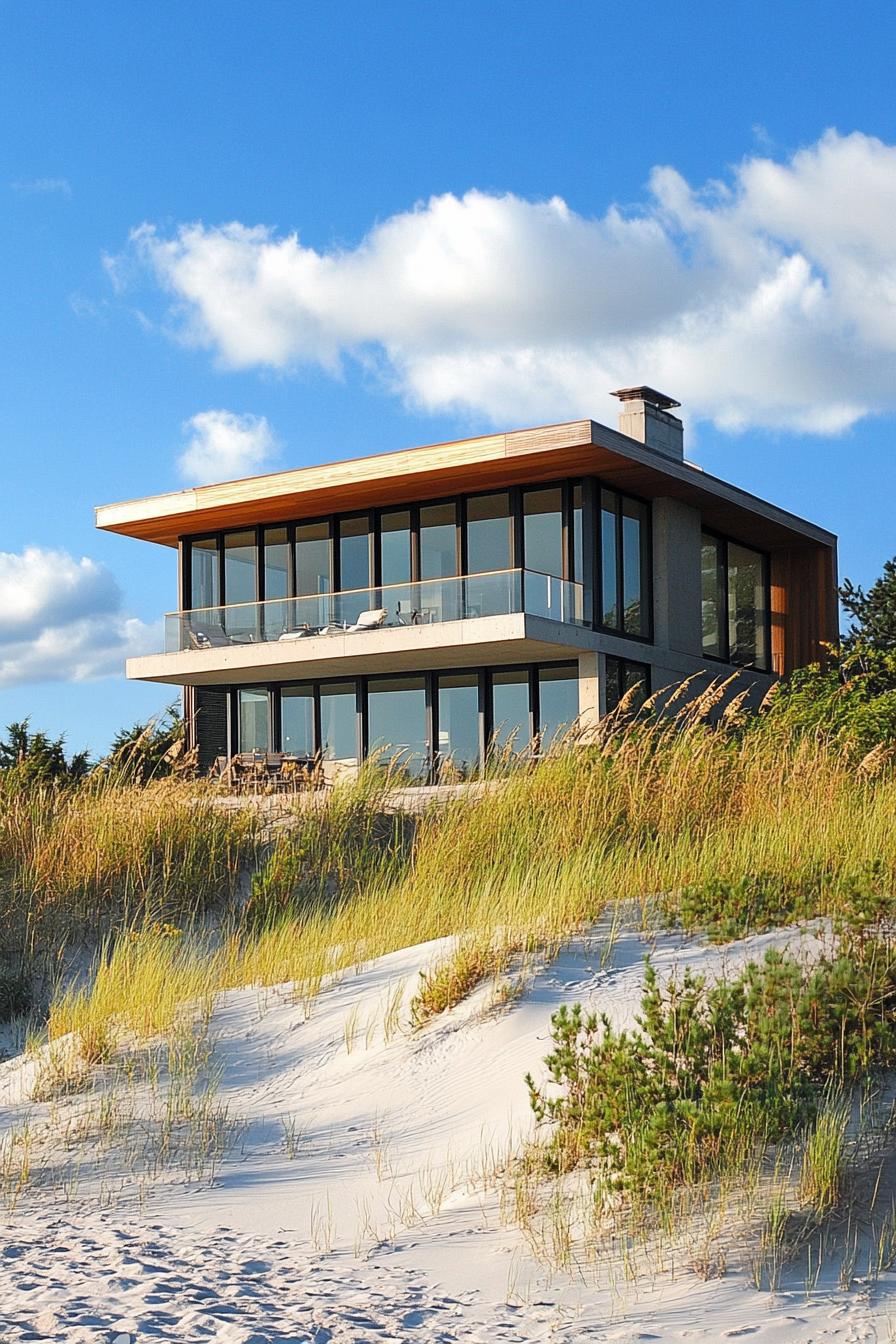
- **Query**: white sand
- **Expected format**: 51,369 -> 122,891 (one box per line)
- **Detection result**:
1,921 -> 894,1342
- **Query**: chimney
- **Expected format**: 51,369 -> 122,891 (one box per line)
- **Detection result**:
611,386 -> 683,461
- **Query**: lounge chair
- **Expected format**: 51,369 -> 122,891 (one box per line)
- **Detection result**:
188,623 -> 232,649
278,624 -> 318,642
347,608 -> 387,632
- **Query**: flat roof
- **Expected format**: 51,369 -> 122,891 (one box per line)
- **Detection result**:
95,417 -> 836,552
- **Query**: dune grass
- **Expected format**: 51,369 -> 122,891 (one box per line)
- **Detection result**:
5,679 -> 895,1066
0,774 -> 258,961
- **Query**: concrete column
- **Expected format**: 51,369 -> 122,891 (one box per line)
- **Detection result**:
577,652 -> 600,731
651,498 -> 703,656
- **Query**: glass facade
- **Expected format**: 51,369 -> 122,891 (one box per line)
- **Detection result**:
295,521 -> 331,597
600,489 -> 649,638
367,675 -> 428,776
537,663 -> 579,749
233,663 -> 582,772
238,687 -> 268,752
319,682 -> 359,765
466,492 -> 512,575
280,685 -> 314,756
182,476 -> 651,643
701,532 -> 769,670
379,510 -> 412,588
605,657 -> 650,714
419,502 -> 457,579
436,673 -> 480,777
522,487 -> 564,577
190,536 -> 220,609
490,669 -> 531,755
338,515 -> 371,593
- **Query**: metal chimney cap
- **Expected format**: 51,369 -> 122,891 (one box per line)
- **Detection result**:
611,386 -> 681,411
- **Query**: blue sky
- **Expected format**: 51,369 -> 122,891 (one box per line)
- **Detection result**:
2,1 -> 896,756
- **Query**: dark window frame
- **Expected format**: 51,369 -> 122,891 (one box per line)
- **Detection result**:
701,527 -> 771,673
180,479 -> 652,653
229,658 -> 580,773
595,487 -> 653,645
604,655 -> 652,714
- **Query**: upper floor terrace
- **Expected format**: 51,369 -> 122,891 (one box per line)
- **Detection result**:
96,399 -> 839,689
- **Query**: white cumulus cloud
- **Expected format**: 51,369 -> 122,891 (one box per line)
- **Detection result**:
123,130 -> 896,435
179,410 -> 278,484
0,548 -> 157,689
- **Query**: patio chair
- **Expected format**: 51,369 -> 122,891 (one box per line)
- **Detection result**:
347,608 -> 387,632
189,622 -> 254,649
278,624 -> 318,642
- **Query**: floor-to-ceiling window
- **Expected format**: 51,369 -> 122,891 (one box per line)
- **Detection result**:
435,672 -> 480,777
238,687 -> 269,752
605,657 -> 650,713
701,534 -> 725,659
490,668 -> 532,756
728,543 -> 768,670
224,531 -> 258,638
190,536 -> 220,610
600,490 -> 618,628
320,681 -> 359,766
419,502 -> 458,620
231,661 -> 580,772
378,509 -> 412,587
184,477 -> 653,637
280,685 -> 315,756
263,526 -> 290,638
466,492 -> 512,575
701,531 -> 769,670
599,489 -> 650,639
523,487 -> 565,619
537,662 -> 579,750
295,521 -> 331,628
367,675 -> 428,777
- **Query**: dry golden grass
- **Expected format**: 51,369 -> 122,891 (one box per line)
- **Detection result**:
12,688 -> 896,1058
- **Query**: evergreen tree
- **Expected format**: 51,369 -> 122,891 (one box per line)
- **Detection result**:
840,556 -> 896,649
0,719 -> 90,783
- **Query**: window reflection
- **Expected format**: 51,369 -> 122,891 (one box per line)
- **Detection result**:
701,535 -> 724,658
238,687 -> 269,752
367,676 -> 428,777
281,686 -> 314,756
190,537 -> 219,609
263,527 -> 289,601
437,673 -> 480,777
320,682 -> 358,765
466,493 -> 512,575
523,487 -> 564,578
339,516 -> 371,592
605,658 -> 649,714
420,503 -> 457,579
295,522 -> 331,597
728,543 -> 767,669
379,510 -> 412,588
490,669 -> 531,755
537,663 -> 578,750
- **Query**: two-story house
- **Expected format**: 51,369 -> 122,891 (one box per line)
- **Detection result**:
95,388 -> 838,778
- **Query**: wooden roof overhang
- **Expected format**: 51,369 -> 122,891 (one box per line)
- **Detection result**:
95,419 -> 836,555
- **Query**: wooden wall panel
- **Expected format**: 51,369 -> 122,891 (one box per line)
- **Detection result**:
771,545 -> 839,675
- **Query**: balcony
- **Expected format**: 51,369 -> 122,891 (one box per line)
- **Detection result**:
127,570 -> 595,687
164,568 -> 585,653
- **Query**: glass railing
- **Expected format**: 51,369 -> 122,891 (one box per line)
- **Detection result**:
164,568 -> 585,653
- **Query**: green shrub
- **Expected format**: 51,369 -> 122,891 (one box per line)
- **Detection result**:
669,861 -> 896,943
527,932 -> 896,1197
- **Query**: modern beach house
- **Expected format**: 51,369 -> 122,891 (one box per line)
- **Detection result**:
96,389 -> 838,779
